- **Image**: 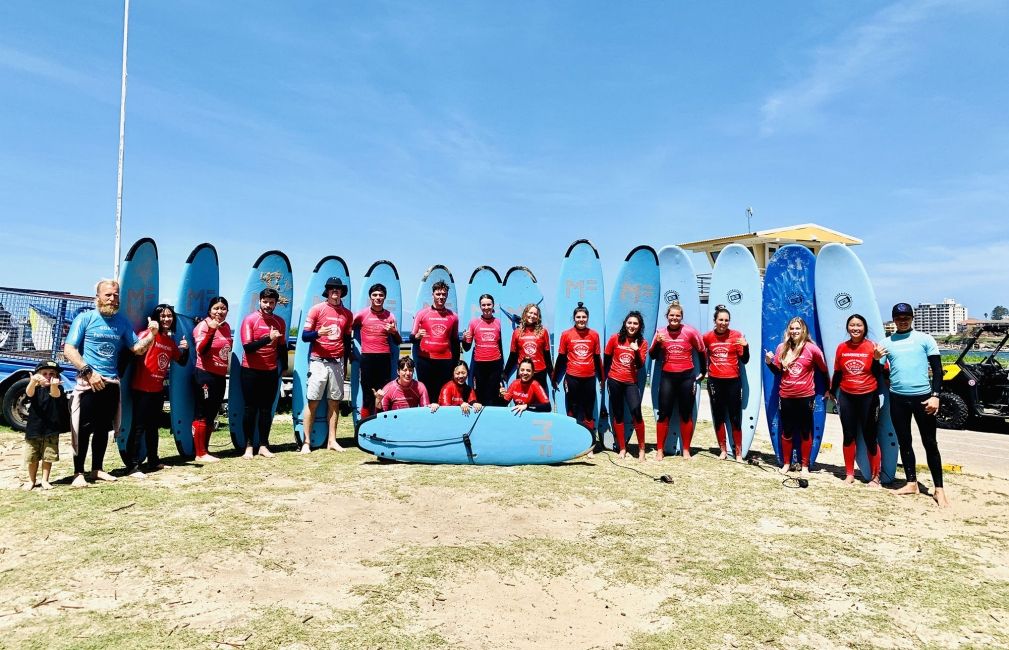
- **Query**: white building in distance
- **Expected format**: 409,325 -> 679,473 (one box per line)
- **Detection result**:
914,299 -> 968,335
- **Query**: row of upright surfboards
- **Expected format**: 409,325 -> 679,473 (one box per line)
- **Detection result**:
113,237 -> 895,480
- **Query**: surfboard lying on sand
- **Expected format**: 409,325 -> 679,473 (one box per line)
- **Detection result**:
356,406 -> 592,465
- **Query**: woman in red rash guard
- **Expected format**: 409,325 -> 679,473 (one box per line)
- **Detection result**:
500,358 -> 550,414
554,302 -> 604,452
649,302 -> 706,460
192,296 -> 231,463
824,313 -> 885,485
604,311 -> 649,460
462,294 -> 504,406
702,306 -> 750,460
433,360 -> 483,414
503,304 -> 556,394
127,304 -> 188,476
376,357 -> 430,411
764,316 -> 829,476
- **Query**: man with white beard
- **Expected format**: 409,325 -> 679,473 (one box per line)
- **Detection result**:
64,279 -> 157,488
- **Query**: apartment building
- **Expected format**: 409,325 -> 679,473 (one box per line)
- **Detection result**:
913,299 -> 968,335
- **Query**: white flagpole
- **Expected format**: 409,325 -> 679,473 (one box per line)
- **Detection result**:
113,0 -> 130,277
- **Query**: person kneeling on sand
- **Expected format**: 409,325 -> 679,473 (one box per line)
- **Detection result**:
23,361 -> 71,490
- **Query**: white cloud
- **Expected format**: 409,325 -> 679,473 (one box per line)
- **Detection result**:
760,0 -> 950,135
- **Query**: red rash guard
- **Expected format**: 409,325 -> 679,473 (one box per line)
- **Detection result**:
379,379 -> 430,411
354,307 -> 398,354
413,307 -> 459,360
466,317 -> 502,362
703,329 -> 746,379
304,302 -> 354,359
503,379 -> 549,405
241,312 -> 287,371
131,330 -> 183,392
438,381 -> 476,406
650,325 -> 704,373
834,339 -> 878,395
194,319 -> 232,376
771,342 -> 827,398
510,327 -> 551,372
557,327 -> 601,378
605,335 -> 647,384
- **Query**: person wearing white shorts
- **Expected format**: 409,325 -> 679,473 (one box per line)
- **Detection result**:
300,277 -> 354,452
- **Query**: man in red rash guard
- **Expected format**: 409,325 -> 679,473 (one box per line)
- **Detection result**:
411,280 -> 459,402
239,288 -> 288,460
300,277 -> 354,453
353,283 -> 401,420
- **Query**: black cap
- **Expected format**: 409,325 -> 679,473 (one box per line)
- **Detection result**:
322,277 -> 348,298
34,360 -> 61,374
892,303 -> 914,318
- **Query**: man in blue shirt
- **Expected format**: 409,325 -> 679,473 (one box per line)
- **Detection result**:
879,302 -> 949,508
63,279 -> 157,488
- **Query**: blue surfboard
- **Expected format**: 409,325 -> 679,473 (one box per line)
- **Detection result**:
116,238 -> 159,466
356,406 -> 592,465
292,256 -> 351,449
461,266 -> 503,372
650,245 -> 704,455
708,243 -> 762,456
553,240 -> 605,419
761,245 -> 827,466
354,260 -> 403,415
499,266 -> 545,385
603,245 -> 660,450
169,243 -> 219,457
815,243 -> 899,483
228,250 -> 294,450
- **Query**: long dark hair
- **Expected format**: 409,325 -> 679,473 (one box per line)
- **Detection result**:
149,304 -> 177,334
206,296 -> 229,316
618,311 -> 645,345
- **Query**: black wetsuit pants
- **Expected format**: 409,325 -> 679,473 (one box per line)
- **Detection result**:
472,358 -> 504,406
195,370 -> 226,425
417,356 -> 454,405
890,391 -> 943,488
607,378 -> 643,425
706,377 -> 742,433
838,390 -> 878,452
657,370 -> 695,424
360,353 -> 393,413
240,367 -> 279,452
73,383 -> 121,474
127,389 -> 164,471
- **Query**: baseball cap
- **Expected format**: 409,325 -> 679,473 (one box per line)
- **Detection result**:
892,303 -> 914,318
34,360 -> 62,374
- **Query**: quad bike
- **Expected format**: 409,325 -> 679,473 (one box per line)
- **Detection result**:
937,323 -> 1009,430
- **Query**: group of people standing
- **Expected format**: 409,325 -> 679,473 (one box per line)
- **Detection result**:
23,276 -> 949,507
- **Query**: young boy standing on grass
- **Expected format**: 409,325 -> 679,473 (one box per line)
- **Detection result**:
23,360 -> 70,490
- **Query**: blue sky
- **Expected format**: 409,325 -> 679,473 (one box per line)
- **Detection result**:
2,0 -> 1007,324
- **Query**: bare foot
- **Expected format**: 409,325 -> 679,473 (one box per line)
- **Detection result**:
258,447 -> 275,458
618,449 -> 627,459
868,476 -> 881,489
894,482 -> 919,496
843,474 -> 855,485
40,480 -> 53,490
682,450 -> 693,460
242,448 -> 254,460
94,470 -> 117,482
21,481 -> 34,491
718,450 -> 727,460
800,467 -> 810,478
778,464 -> 790,475
196,454 -> 220,463
300,443 -> 311,454
128,470 -> 146,479
933,487 -> 951,508
655,451 -> 664,461
71,474 -> 89,488
326,443 -> 345,452
735,454 -> 744,462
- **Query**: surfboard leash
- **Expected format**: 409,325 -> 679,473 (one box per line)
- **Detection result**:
599,451 -> 673,485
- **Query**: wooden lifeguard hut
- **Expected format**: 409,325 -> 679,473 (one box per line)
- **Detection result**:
678,223 -> 862,302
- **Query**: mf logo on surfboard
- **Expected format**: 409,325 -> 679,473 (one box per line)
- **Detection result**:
565,279 -> 598,299
663,290 -> 680,304
834,293 -> 853,310
726,289 -> 743,304
531,419 -> 553,457
621,283 -> 654,303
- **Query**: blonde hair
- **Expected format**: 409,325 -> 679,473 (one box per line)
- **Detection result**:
778,317 -> 811,364
666,301 -> 683,318
95,278 -> 119,295
520,303 -> 544,336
